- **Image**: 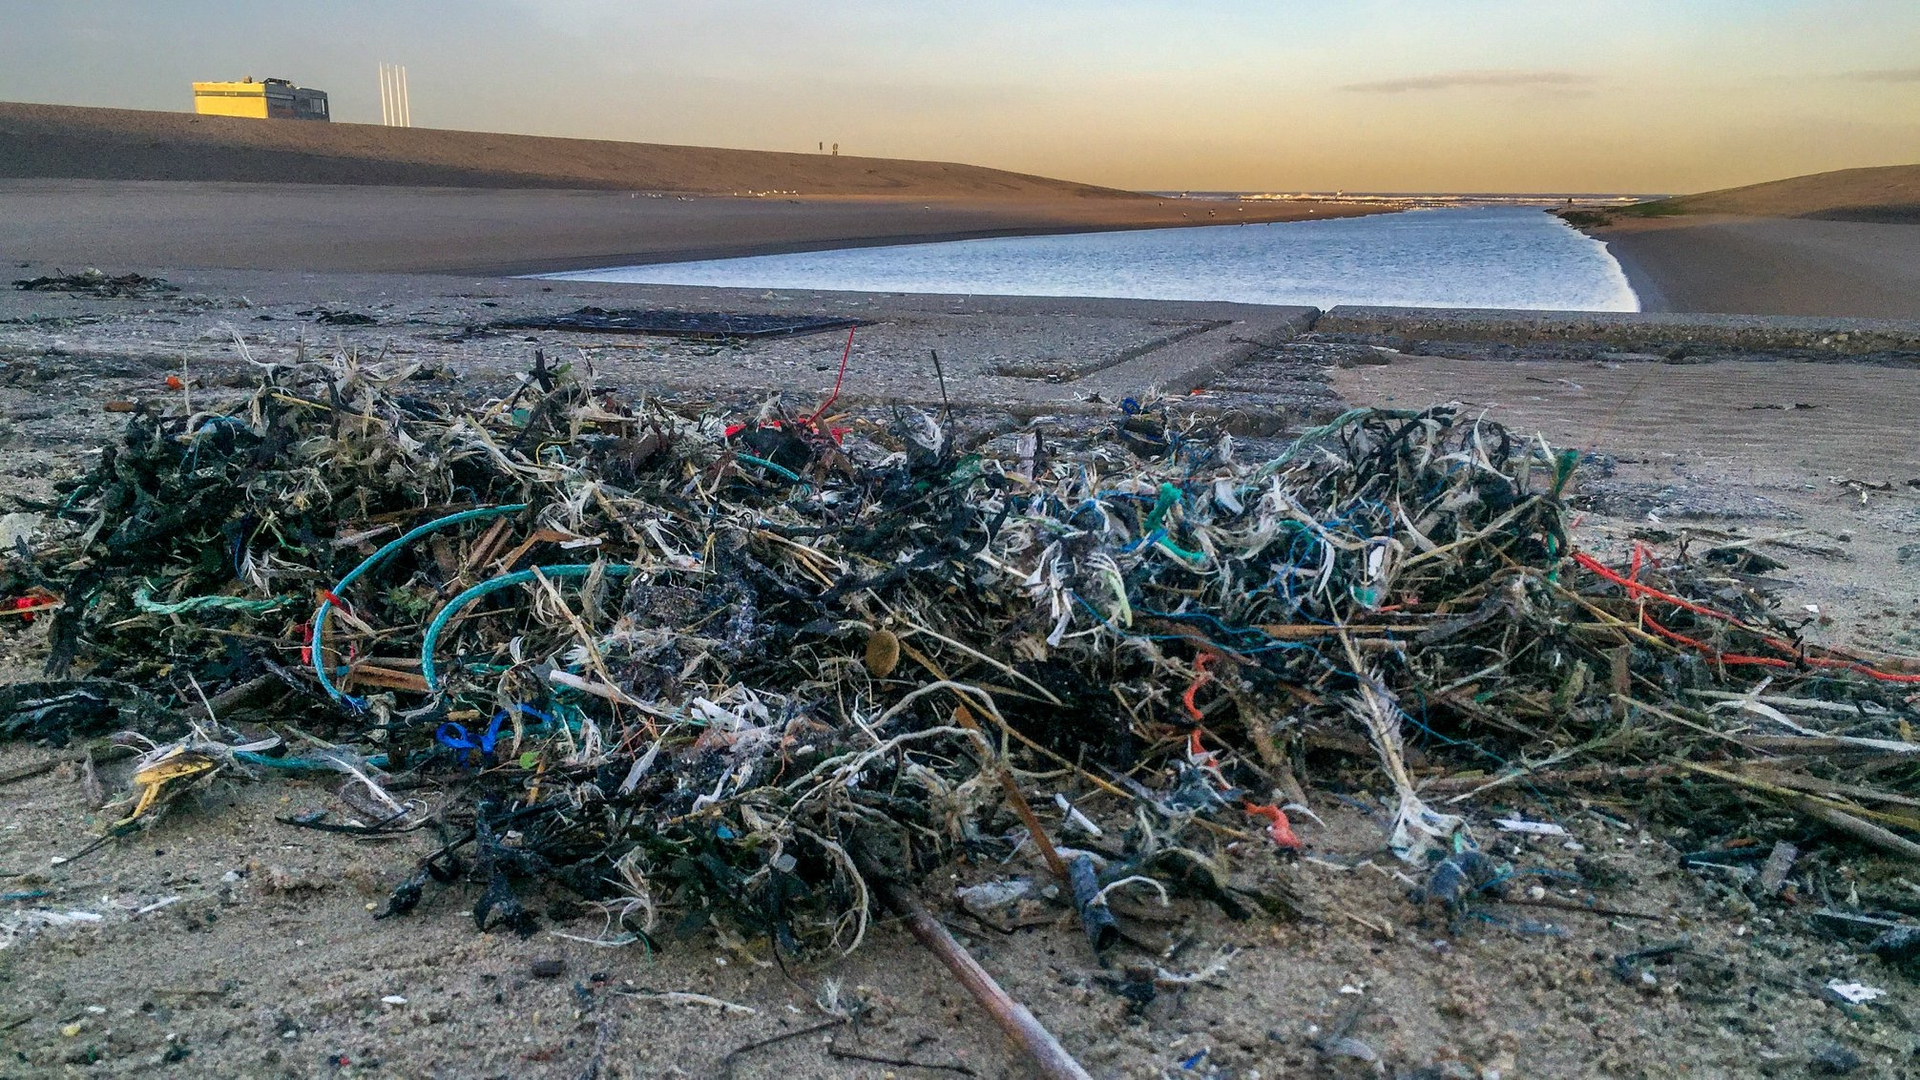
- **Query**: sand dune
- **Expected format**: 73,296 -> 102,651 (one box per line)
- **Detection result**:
0,101 -> 1132,198
1627,163 -> 1920,223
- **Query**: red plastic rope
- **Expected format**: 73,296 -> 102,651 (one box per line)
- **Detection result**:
804,327 -> 857,428
1181,652 -> 1216,721
1575,551 -> 1743,627
1639,611 -> 1795,671
1243,802 -> 1304,851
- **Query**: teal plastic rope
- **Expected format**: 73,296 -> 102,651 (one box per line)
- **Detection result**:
234,750 -> 391,772
419,563 -> 634,692
1143,482 -> 1182,532
1249,407 -> 1395,481
311,504 -> 528,706
134,584 -> 287,616
736,453 -> 806,485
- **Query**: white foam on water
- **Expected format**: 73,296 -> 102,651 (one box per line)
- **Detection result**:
541,206 -> 1640,313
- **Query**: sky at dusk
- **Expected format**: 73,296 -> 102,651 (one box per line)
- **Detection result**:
2,0 -> 1916,194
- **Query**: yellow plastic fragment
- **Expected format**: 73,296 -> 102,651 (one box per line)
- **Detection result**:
120,749 -> 219,824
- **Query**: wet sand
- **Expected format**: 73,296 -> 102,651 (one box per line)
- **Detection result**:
0,179 -> 1384,276
1594,215 -> 1920,318
0,102 -> 1387,275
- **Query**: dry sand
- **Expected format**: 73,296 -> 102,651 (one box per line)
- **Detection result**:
0,102 -> 1132,197
1630,164 -> 1920,224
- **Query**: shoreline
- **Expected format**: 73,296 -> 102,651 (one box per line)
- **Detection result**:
0,179 -> 1394,276
1593,233 -> 1668,313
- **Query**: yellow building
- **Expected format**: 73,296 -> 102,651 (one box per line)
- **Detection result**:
191,77 -> 329,121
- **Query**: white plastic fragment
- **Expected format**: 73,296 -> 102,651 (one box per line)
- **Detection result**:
1826,980 -> 1886,1005
1054,793 -> 1102,836
617,739 -> 662,796
955,878 -> 1033,915
1494,818 -> 1570,837
1212,478 -> 1244,515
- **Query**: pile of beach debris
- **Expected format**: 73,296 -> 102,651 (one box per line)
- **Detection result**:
5,349 -> 1919,973
11,268 -> 179,300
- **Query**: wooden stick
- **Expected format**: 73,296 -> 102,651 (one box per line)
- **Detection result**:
1255,623 -> 1405,639
341,664 -> 430,693
1795,798 -> 1920,860
1423,762 -> 1676,792
955,703 -> 1068,882
183,673 -> 277,719
877,879 -> 1092,1080
1682,762 -> 1920,860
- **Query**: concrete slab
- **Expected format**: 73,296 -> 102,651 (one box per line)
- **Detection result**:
1,264 -> 1319,412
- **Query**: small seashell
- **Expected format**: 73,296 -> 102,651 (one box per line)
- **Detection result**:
865,628 -> 900,678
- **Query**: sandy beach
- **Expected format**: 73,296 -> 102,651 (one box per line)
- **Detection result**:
14,103 -> 1917,317
3,271 -> 1918,1077
1568,163 -> 1920,318
0,101 -> 1137,196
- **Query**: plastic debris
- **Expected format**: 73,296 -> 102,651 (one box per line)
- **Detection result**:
1067,853 -> 1118,952
1825,980 -> 1886,1005
1758,840 -> 1800,895
1494,818 -> 1569,837
1410,850 -> 1505,912
956,878 -> 1034,916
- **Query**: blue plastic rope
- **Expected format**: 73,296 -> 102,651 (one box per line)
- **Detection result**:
437,705 -> 560,754
735,453 -> 806,485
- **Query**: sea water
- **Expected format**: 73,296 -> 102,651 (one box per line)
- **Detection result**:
542,205 -> 1639,312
